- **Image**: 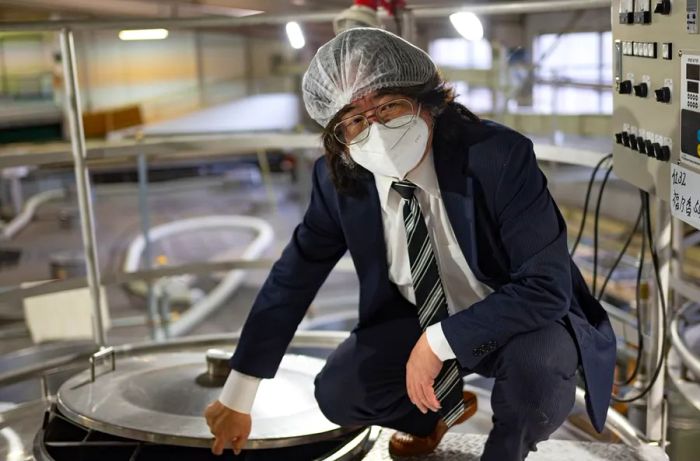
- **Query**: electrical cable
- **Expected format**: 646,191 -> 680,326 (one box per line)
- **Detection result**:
614,193 -> 645,387
597,197 -> 643,301
612,191 -> 668,403
592,163 -> 614,295
570,154 -> 612,257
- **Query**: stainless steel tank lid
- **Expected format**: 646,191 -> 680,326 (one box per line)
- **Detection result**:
56,351 -> 359,449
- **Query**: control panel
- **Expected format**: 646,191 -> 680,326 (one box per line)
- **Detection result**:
612,0 -> 700,199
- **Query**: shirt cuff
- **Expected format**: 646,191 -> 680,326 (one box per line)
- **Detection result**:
426,321 -> 457,361
218,369 -> 262,414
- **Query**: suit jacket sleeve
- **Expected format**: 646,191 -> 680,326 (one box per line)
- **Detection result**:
441,136 -> 572,370
229,158 -> 347,378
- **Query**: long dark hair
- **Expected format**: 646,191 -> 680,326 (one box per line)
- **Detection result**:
321,73 -> 481,196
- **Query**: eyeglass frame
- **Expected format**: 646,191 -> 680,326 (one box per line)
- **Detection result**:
332,97 -> 418,146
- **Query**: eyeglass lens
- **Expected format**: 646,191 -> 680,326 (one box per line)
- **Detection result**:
334,99 -> 415,145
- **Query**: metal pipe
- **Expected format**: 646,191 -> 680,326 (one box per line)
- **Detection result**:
137,153 -> 159,340
59,28 -> 107,348
670,302 -> 700,379
645,198 -> 670,440
0,0 -> 611,31
411,0 -> 611,18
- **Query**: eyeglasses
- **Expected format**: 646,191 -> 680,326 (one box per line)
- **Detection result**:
333,98 -> 417,146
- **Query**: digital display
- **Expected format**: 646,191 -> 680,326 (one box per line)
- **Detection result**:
689,81 -> 700,94
688,63 -> 700,81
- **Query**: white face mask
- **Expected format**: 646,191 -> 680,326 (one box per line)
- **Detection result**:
348,112 -> 430,179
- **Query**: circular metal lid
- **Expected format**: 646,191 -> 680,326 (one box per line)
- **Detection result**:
56,351 -> 357,449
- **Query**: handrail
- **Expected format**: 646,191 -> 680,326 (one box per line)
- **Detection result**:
0,258 -> 275,304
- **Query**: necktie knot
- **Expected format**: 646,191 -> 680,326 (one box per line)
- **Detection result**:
391,180 -> 417,200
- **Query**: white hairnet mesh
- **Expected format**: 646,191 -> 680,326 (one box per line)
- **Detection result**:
302,27 -> 437,128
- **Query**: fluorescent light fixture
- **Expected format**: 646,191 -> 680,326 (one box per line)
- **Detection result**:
286,21 -> 305,49
449,12 -> 484,42
119,29 -> 169,41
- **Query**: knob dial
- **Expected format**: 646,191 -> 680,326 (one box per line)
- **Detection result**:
637,136 -> 647,154
619,80 -> 633,94
654,87 -> 671,103
634,83 -> 648,98
654,0 -> 671,15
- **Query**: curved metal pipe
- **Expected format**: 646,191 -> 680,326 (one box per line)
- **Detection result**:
122,215 -> 274,336
670,302 -> 700,379
0,189 -> 64,239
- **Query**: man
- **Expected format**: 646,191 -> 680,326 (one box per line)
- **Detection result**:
205,28 -> 616,460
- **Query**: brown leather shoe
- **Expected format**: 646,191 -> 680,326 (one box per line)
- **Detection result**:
388,391 -> 477,458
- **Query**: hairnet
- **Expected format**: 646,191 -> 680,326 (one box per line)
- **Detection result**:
302,27 -> 437,128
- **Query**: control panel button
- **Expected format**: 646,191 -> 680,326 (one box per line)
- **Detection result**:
653,142 -> 663,159
619,80 -> 633,94
637,136 -> 647,154
662,42 -> 673,60
615,132 -> 624,144
655,87 -> 671,103
634,83 -> 649,98
659,145 -> 671,161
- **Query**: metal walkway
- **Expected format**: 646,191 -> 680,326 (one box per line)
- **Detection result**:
363,429 -> 647,461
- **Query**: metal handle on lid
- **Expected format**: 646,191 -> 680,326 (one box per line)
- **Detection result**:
205,348 -> 232,379
90,346 -> 116,382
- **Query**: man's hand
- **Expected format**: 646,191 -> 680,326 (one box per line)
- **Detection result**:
204,400 -> 252,456
406,331 -> 443,414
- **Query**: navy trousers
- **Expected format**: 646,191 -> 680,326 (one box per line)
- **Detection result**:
313,314 -> 580,460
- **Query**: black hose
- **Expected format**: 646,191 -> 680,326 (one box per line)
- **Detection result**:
612,191 -> 668,403
614,192 -> 645,387
592,164 -> 614,295
597,201 -> 643,301
570,154 -> 612,257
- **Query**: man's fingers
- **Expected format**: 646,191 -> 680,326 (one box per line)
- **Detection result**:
211,436 -> 225,455
423,381 -> 441,409
420,382 -> 440,412
416,381 -> 437,412
233,434 -> 247,455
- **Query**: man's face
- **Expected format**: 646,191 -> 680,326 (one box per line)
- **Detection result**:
339,91 -> 435,177
344,92 -> 433,128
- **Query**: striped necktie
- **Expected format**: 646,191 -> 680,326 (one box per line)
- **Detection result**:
391,179 -> 465,427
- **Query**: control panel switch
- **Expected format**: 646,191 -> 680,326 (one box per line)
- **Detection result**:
619,80 -> 633,94
630,136 -> 639,151
622,131 -> 631,147
652,142 -> 663,159
634,83 -> 649,98
659,145 -> 671,161
645,140 -> 655,156
654,86 -> 671,103
615,132 -> 624,144
637,136 -> 647,154
654,0 -> 671,15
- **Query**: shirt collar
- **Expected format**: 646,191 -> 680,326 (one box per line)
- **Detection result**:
374,149 -> 441,205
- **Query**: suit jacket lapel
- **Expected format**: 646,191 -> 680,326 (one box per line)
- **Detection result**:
434,152 -> 486,281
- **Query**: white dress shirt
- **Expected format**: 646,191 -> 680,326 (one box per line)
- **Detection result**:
219,150 -> 492,413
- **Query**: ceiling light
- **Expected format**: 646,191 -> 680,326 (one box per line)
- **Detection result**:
449,12 -> 484,42
119,29 -> 169,41
286,21 -> 305,49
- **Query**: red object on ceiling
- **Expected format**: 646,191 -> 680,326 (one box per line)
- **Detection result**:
352,0 -> 406,16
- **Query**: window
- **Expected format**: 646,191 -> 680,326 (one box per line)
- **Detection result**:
532,31 -> 612,114
429,38 -> 492,70
429,38 -> 493,112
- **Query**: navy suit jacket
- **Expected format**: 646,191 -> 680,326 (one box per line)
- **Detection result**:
230,119 -> 617,433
